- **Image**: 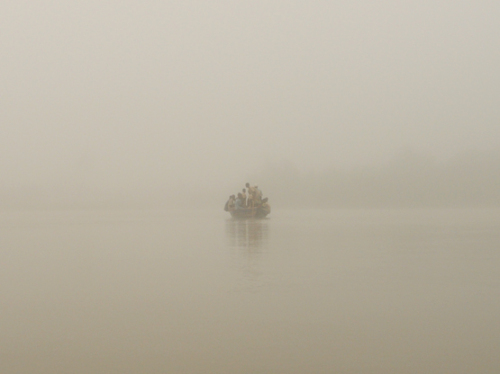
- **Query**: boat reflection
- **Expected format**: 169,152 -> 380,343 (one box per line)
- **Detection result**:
225,218 -> 269,250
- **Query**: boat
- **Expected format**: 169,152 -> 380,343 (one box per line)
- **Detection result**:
225,197 -> 271,218
228,205 -> 270,219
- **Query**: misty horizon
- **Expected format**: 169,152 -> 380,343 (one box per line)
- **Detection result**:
2,147 -> 499,210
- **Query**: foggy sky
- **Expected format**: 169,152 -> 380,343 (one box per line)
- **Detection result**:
2,1 -> 499,204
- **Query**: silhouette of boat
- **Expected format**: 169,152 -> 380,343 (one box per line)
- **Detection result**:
225,197 -> 271,218
228,205 -> 270,219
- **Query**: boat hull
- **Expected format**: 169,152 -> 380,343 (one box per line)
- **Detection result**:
229,206 -> 270,219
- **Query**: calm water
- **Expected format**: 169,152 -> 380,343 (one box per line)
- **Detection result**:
1,208 -> 499,373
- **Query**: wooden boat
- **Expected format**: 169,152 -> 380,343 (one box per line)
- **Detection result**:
228,204 -> 270,219
225,197 -> 271,218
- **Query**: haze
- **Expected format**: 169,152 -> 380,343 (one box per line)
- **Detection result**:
2,1 -> 499,208
2,3 -> 500,373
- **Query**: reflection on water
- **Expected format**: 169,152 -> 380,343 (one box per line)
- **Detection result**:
225,218 -> 270,287
2,209 -> 500,374
225,218 -> 269,250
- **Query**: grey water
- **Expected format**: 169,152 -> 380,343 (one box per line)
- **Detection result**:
1,208 -> 499,374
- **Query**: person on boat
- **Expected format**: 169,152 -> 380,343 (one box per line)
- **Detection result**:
228,195 -> 235,209
224,195 -> 235,211
254,186 -> 263,204
241,188 -> 247,207
260,197 -> 271,214
235,193 -> 245,209
246,183 -> 256,207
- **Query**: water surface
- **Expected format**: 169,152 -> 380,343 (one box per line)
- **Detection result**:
1,208 -> 499,373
